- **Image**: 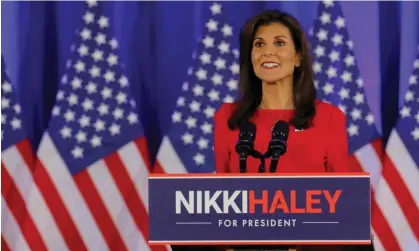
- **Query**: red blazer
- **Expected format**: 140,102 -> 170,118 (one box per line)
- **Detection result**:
214,100 -> 351,174
213,100 -> 358,251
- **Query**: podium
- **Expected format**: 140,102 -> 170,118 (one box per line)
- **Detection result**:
148,173 -> 373,250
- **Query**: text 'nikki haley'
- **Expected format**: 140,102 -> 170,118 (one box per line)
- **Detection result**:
175,190 -> 342,214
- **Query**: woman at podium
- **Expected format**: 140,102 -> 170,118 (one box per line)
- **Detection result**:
212,9 -> 374,251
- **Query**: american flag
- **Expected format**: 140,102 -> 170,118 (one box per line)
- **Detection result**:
154,2 -> 239,174
375,45 -> 419,250
15,1 -> 168,250
1,56 -> 40,251
311,1 -> 418,250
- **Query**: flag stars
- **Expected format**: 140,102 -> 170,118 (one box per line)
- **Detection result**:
329,50 -> 340,62
127,112 -> 138,124
86,0 -> 98,8
1,114 -> 6,124
109,38 -> 118,49
214,57 -> 226,70
73,61 -> 86,73
201,122 -> 213,134
78,44 -> 89,56
411,127 -> 419,140
350,108 -> 362,120
189,100 -> 201,112
83,11 -> 95,24
89,65 -> 101,78
224,95 -> 234,103
204,106 -> 215,118
98,16 -> 109,29
339,87 -> 350,100
101,87 -> 112,99
172,111 -> 182,123
200,52 -> 211,64
90,135 -> 102,147
208,89 -> 220,102
331,34 -> 343,46
320,12 -> 331,24
206,19 -> 218,32
400,106 -> 411,118
222,24 -> 233,37
57,90 -> 65,100
92,50 -> 104,61
71,146 -> 83,159
341,71 -> 352,83
109,123 -> 121,135
76,130 -> 87,143
10,118 -> 22,130
193,84 -> 204,96
182,133 -> 194,145
52,106 -> 61,116
177,97 -> 185,107
107,54 -> 118,66
86,82 -> 97,94
116,92 -> 127,104
313,61 -> 322,73
185,116 -> 197,128
314,45 -> 326,57
316,29 -> 328,41
335,16 -> 345,29
409,75 -> 417,85
230,62 -> 239,75
227,79 -> 238,90
211,73 -> 223,85
356,78 -> 364,88
414,59 -> 419,69
60,126 -> 72,139
202,36 -> 215,48
353,92 -> 365,104
415,111 -> 419,123
1,98 -> 10,109
326,66 -> 337,78
338,104 -> 347,114
182,82 -> 189,91
323,0 -> 334,8
218,41 -> 230,54
2,81 -> 12,93
98,103 -> 109,115
119,76 -> 128,87
197,137 -> 209,149
79,115 -> 91,127
344,54 -> 355,67
210,2 -> 222,15
405,90 -> 414,102
80,28 -> 92,40
196,68 -> 208,80
67,93 -> 79,106
64,110 -> 75,122
94,119 -> 105,132
322,82 -> 334,95
365,113 -> 374,125
193,153 -> 205,165
95,33 -> 106,45
348,124 -> 359,137
104,70 -> 115,82
113,108 -> 124,120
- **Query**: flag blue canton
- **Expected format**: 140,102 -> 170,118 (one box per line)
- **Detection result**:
395,45 -> 419,166
310,0 -> 380,154
167,2 -> 239,173
1,57 -> 27,151
47,1 -> 143,175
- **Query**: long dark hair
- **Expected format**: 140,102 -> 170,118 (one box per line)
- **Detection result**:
228,10 -> 316,130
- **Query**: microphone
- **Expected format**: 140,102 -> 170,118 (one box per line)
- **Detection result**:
266,121 -> 289,173
235,121 -> 256,173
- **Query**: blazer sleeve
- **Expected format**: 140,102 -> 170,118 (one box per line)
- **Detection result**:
213,104 -> 230,173
325,107 -> 351,172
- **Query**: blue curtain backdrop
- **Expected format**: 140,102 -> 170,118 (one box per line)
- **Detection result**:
2,1 -> 419,163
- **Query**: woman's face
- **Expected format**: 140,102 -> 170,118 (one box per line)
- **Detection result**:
251,22 -> 301,84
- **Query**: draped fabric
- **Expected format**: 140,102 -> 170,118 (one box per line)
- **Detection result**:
2,0 -> 419,163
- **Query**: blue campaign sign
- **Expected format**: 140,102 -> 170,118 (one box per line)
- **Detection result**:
148,173 -> 371,246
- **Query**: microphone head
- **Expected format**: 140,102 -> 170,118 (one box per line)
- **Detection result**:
272,120 -> 289,141
235,121 -> 256,155
239,121 -> 256,141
